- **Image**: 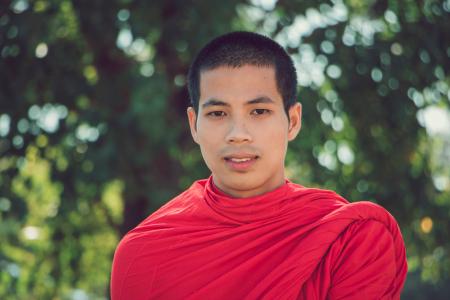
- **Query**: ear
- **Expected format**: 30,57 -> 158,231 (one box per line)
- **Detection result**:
187,107 -> 199,144
287,102 -> 302,141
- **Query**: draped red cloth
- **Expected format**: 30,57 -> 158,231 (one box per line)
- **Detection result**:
111,176 -> 407,299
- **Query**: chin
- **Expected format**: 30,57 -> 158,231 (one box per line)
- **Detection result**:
219,173 -> 265,190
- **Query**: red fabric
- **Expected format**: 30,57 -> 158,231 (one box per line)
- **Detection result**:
111,176 -> 407,299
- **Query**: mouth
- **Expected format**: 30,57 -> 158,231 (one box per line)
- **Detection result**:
224,153 -> 259,161
223,154 -> 259,171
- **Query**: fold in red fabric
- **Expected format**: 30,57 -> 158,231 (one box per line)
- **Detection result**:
111,176 -> 408,299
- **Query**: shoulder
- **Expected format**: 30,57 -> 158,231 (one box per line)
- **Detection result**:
289,182 -> 404,238
332,200 -> 405,243
286,183 -> 399,224
113,180 -> 205,254
136,178 -> 208,225
285,183 -> 350,219
288,182 -> 349,205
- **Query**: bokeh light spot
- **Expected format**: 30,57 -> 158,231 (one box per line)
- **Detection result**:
35,42 -> 48,58
420,217 -> 433,233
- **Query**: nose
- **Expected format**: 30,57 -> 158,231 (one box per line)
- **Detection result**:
226,120 -> 253,144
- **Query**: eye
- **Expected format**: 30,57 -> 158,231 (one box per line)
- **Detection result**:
206,111 -> 226,118
251,109 -> 271,115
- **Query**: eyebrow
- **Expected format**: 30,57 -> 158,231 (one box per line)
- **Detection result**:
201,96 -> 275,109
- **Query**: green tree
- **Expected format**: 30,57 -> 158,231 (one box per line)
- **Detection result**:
0,0 -> 449,298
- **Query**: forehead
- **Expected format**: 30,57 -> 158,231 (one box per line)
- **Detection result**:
198,65 -> 282,107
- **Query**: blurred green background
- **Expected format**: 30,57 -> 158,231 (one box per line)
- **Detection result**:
1,0 -> 449,299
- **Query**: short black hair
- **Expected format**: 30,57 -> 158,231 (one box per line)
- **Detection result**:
187,31 -> 298,117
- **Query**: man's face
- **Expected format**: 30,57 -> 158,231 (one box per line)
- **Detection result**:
187,65 -> 301,198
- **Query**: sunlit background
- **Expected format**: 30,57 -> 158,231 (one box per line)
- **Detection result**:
1,0 -> 450,299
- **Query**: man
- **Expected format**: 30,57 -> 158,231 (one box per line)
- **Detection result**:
111,31 -> 407,299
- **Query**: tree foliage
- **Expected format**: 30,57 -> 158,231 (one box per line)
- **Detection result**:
1,0 -> 449,298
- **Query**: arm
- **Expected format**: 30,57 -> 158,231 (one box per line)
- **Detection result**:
327,219 -> 407,300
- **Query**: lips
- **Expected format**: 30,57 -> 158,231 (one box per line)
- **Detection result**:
224,154 -> 259,160
228,157 -> 253,162
223,153 -> 259,171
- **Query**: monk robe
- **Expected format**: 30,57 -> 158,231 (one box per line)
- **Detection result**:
111,176 -> 408,299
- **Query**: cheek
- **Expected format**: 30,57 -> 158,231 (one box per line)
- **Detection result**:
254,125 -> 289,159
197,129 -> 221,157
256,120 -> 288,143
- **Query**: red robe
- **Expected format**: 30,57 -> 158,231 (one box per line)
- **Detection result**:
111,176 -> 407,299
